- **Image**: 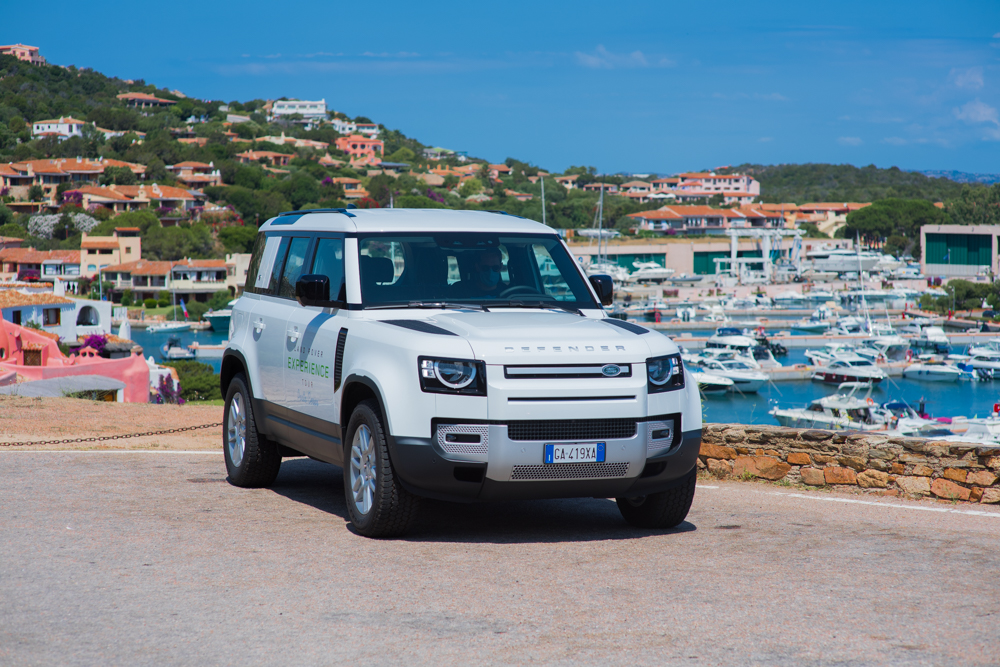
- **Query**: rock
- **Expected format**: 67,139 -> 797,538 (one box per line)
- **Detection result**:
857,469 -> 889,489
895,476 -> 931,496
754,456 -> 791,481
899,453 -> 929,464
812,454 -> 834,465
943,468 -> 968,483
696,457 -> 706,469
981,488 -> 1000,504
732,456 -> 758,478
881,489 -> 900,497
930,478 -> 971,501
970,487 -> 984,503
787,452 -> 811,466
800,468 -> 826,486
868,448 -> 896,461
763,449 -> 781,457
891,463 -> 905,475
838,455 -> 867,471
701,443 -> 737,460
911,464 -> 933,477
824,467 -> 857,485
707,458 -> 732,478
984,456 -> 1000,470
724,430 -> 745,444
967,470 -> 998,487
868,459 -> 889,472
800,430 -> 834,442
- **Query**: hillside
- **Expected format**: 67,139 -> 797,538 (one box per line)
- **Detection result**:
725,163 -> 976,204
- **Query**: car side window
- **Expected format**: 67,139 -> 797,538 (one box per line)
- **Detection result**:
311,237 -> 346,302
266,236 -> 292,295
278,237 -> 312,299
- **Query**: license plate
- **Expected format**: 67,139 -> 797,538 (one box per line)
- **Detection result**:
544,442 -> 606,464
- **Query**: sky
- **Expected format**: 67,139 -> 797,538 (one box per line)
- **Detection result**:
4,0 -> 1000,174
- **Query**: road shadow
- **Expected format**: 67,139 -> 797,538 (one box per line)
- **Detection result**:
267,458 -> 697,544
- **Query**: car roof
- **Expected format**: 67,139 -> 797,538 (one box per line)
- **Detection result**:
258,208 -> 555,235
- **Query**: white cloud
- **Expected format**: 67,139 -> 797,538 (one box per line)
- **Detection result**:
838,136 -> 863,146
994,32 -> 1000,38
882,137 -> 907,145
955,99 -> 1000,125
575,45 -> 667,70
950,67 -> 984,90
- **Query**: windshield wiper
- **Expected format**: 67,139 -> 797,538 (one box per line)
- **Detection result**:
366,301 -> 489,312
492,300 -> 583,315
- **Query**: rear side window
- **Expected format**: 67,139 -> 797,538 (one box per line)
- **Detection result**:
278,237 -> 313,299
266,237 -> 292,295
311,237 -> 346,302
244,233 -> 267,292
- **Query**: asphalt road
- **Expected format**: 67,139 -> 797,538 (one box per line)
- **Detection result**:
2,452 -> 999,667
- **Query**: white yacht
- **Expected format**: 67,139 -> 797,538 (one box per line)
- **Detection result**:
691,358 -> 767,393
770,388 -> 884,430
691,371 -> 735,394
666,273 -> 706,286
856,335 -> 909,362
791,306 -> 833,333
966,348 -> 1000,372
902,360 -> 963,382
812,354 -> 887,385
806,247 -> 883,273
804,342 -> 859,366
625,261 -> 675,284
586,261 -> 630,283
911,326 -> 950,353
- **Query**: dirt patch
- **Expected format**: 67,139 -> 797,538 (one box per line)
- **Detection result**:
0,396 -> 223,451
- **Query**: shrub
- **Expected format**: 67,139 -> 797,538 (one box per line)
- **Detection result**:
121,289 -> 133,307
157,298 -> 170,308
143,298 -> 158,308
161,360 -> 221,401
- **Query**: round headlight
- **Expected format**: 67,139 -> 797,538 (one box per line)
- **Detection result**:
434,360 -> 477,389
647,358 -> 673,386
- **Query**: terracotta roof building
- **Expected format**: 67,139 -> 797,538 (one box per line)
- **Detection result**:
116,92 -> 176,109
0,44 -> 46,65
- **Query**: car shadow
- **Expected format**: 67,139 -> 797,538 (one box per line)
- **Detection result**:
267,458 -> 697,544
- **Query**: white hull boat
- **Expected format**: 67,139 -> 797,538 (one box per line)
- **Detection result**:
147,321 -> 192,334
901,362 -> 963,382
691,371 -> 734,393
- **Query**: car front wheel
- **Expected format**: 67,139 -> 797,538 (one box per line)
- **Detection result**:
616,467 -> 696,529
343,399 -> 420,538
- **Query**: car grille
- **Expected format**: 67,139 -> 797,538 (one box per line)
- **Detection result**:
506,419 -> 637,442
510,462 -> 631,481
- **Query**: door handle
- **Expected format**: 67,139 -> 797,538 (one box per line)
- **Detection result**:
287,325 -> 299,343
254,317 -> 266,333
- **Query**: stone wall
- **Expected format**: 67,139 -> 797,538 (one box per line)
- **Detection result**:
700,424 -> 1000,504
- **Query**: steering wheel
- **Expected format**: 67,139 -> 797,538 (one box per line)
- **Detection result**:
499,285 -> 548,299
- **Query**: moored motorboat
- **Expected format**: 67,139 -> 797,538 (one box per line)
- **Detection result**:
901,360 -> 963,382
691,371 -> 734,393
690,358 -> 767,393
811,354 -> 887,384
147,321 -> 192,334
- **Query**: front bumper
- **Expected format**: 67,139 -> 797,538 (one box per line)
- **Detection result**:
387,418 -> 701,503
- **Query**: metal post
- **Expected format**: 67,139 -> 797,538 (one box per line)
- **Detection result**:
540,176 -> 546,226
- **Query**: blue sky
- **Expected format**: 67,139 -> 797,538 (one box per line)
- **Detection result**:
4,1 -> 1000,174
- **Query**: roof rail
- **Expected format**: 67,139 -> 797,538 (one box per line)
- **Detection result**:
276,208 -> 356,219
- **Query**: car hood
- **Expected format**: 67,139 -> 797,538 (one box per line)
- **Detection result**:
425,311 -> 677,364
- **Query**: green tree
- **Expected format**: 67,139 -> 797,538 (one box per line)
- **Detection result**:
207,289 -> 233,310
161,360 -> 222,401
844,199 -> 948,258
0,204 -> 15,228
27,185 -> 44,201
459,178 -> 483,197
99,165 -> 137,186
217,225 -> 258,253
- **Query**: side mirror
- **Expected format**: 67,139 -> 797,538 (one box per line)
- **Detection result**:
295,274 -> 344,308
588,274 -> 614,307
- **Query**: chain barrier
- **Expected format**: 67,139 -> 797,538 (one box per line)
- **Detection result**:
0,422 -> 223,448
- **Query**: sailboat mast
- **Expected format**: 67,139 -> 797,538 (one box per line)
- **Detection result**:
540,175 -> 546,226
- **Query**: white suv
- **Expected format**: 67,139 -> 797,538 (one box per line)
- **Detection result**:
221,208 -> 702,537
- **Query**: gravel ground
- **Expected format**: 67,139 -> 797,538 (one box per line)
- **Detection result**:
0,396 -> 223,451
1,452 -> 998,666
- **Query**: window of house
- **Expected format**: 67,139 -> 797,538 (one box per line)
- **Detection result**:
43,308 -> 60,326
12,310 -> 22,325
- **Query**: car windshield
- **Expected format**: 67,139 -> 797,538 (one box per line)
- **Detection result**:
357,233 -> 599,310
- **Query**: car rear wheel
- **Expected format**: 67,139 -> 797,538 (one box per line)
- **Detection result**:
344,399 -> 420,538
223,373 -> 281,488
616,467 -> 696,529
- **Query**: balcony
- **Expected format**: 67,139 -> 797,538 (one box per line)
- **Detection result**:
168,279 -> 228,291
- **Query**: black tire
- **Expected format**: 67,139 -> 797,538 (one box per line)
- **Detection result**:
343,399 -> 420,538
616,467 -> 696,529
223,373 -> 281,488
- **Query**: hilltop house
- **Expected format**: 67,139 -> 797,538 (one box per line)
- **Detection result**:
31,117 -> 86,141
554,175 -> 579,190
101,254 -> 251,304
236,150 -> 292,167
270,99 -> 327,120
0,44 -> 46,65
116,92 -> 175,110
0,157 -> 145,203
334,135 -> 384,162
0,228 -> 141,284
165,161 -> 223,188
67,184 -> 198,217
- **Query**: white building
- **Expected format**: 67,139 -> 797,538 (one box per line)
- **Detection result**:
330,118 -> 357,135
271,99 -> 327,119
31,117 -> 86,141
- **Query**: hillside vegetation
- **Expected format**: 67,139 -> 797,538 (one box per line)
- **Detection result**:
727,163 -> 972,204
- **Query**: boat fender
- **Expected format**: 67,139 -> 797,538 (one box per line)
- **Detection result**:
994,402 -> 999,415
866,398 -> 874,406
905,349 -> 913,362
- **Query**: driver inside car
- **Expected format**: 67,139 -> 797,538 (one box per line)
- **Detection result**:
461,247 -> 507,297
